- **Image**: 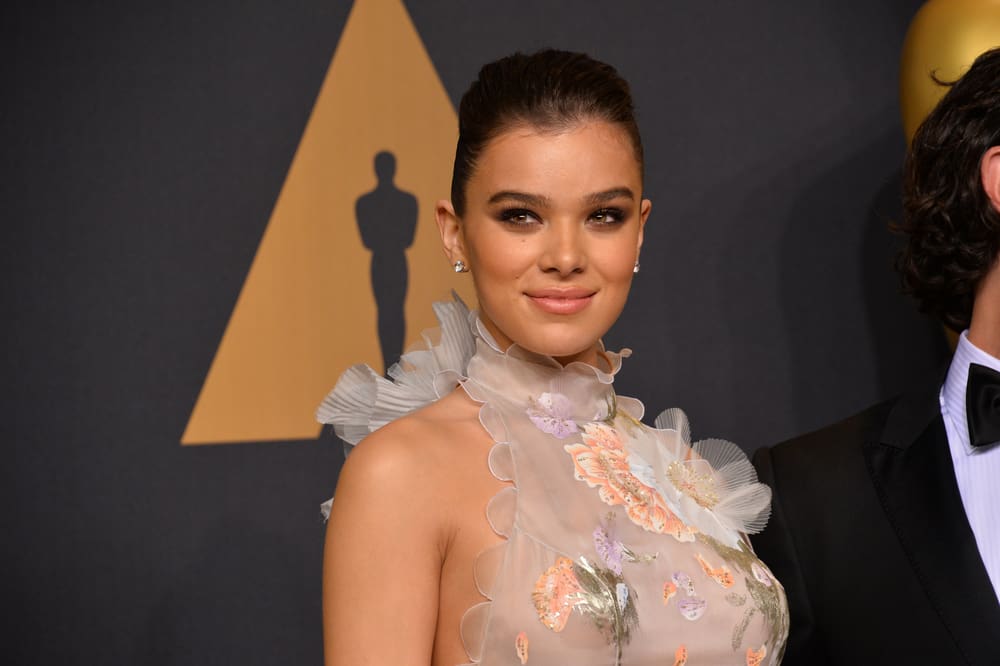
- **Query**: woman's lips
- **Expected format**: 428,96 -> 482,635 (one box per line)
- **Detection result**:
526,289 -> 595,315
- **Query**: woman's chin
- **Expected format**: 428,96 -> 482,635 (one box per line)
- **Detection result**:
526,337 -> 602,366
480,308 -> 613,365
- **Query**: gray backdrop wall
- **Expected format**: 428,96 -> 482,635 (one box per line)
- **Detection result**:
7,1 -> 949,663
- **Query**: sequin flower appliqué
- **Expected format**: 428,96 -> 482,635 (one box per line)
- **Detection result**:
530,394 -> 772,548
563,419 -> 698,541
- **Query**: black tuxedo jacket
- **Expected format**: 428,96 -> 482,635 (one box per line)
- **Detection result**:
751,373 -> 1000,665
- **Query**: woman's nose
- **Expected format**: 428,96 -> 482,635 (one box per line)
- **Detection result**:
540,220 -> 586,275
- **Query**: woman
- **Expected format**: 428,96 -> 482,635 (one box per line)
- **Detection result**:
319,50 -> 788,666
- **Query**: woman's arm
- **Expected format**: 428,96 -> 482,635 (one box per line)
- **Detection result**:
323,422 -> 444,665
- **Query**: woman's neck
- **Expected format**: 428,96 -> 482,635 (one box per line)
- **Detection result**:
478,313 -> 606,369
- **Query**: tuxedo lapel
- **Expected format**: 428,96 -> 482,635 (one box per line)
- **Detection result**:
864,381 -> 1000,665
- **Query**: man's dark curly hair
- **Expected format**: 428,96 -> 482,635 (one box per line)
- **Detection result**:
896,47 -> 1000,332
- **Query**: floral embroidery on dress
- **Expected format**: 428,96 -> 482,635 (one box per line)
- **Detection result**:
696,534 -> 788,656
670,571 -> 708,620
530,515 -> 655,664
527,392 -> 578,439
572,556 -> 639,664
752,562 -> 773,587
672,571 -> 697,597
695,553 -> 735,588
532,557 -> 582,631
725,591 -> 748,607
593,513 -> 656,576
593,520 -> 626,576
515,631 -> 529,664
677,596 -> 708,620
662,580 -> 678,604
746,645 -> 767,666
564,422 -> 697,540
672,645 -> 688,666
667,459 -> 720,508
652,410 -> 773,548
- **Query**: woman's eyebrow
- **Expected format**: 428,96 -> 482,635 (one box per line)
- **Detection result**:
487,191 -> 552,207
585,187 -> 634,204
487,188 -> 634,207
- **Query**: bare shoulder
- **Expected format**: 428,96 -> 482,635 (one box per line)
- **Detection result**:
322,387 -> 491,664
328,386 -> 486,532
338,388 -> 481,481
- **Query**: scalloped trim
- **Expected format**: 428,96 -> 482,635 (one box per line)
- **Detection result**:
455,319 -> 633,663
472,314 -> 629,385
457,377 -> 516,665
451,324 -> 640,663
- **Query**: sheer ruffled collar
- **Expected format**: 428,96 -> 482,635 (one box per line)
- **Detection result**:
461,314 -> 631,425
315,295 -> 632,448
471,313 -> 628,381
316,295 -> 772,549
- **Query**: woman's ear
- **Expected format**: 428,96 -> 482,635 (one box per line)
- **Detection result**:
636,198 -> 651,257
435,199 -> 466,266
982,146 -> 1000,215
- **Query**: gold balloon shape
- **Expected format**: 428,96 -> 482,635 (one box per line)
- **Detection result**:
900,0 -> 1000,142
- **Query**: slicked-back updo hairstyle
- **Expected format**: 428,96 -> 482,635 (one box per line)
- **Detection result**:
897,47 -> 1000,331
450,49 -> 643,217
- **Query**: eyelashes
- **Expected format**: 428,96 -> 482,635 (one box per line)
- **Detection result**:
496,207 -> 629,228
590,207 -> 626,226
498,208 -> 537,226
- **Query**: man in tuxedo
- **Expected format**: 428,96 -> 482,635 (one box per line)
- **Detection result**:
751,48 -> 1000,665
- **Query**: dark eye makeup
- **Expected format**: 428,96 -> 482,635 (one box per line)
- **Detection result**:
494,206 -> 631,228
589,207 -> 628,226
497,207 -> 538,226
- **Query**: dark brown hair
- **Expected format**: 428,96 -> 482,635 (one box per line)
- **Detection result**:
896,47 -> 1000,331
451,49 -> 642,217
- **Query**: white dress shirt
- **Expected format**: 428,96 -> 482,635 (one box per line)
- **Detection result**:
940,330 -> 1000,601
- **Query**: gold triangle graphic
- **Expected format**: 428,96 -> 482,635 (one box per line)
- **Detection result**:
182,0 -> 475,444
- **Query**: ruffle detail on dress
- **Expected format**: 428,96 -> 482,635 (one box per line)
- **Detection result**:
316,294 -> 475,519
455,333 -> 518,664
460,601 -> 492,663
461,429 -> 514,663
650,408 -> 772,547
459,339 -> 517,663
474,541 -> 509,599
488,442 -> 514,481
486,487 -> 517,538
616,395 -> 645,421
454,312 -> 641,663
470,315 -> 629,390
316,294 -> 475,448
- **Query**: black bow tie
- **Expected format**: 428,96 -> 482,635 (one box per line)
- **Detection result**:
967,363 -> 1000,448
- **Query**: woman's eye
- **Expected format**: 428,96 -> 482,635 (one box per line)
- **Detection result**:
590,208 -> 625,225
499,208 -> 538,226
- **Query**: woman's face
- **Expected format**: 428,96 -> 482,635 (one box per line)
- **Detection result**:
437,120 -> 650,366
